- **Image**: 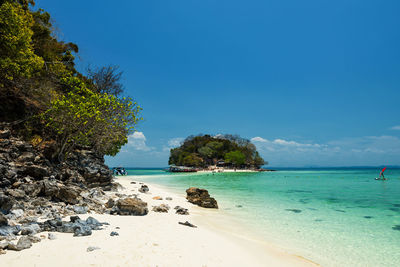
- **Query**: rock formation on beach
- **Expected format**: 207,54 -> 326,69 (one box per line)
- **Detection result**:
186,187 -> 218,209
0,124 -> 152,254
0,126 -> 113,191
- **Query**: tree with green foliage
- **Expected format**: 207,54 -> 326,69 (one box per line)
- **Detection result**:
253,152 -> 265,168
224,150 -> 246,168
0,0 -> 142,163
183,153 -> 203,167
41,76 -> 142,161
0,2 -> 43,86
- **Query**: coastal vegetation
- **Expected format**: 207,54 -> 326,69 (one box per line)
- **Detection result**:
0,0 -> 141,162
168,134 -> 266,169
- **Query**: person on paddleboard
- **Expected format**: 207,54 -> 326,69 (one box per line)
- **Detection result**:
378,167 -> 387,180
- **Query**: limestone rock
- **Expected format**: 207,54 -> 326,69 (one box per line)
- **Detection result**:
105,198 -> 115,208
19,183 -> 42,197
73,205 -> 88,214
22,165 -> 50,179
116,198 -> 148,216
138,185 -> 149,193
152,204 -> 169,213
0,193 -> 14,214
16,152 -> 35,162
27,235 -> 41,243
20,223 -> 40,235
9,209 -> 24,219
73,224 -> 92,237
6,189 -> 25,199
87,246 -> 100,252
56,185 -> 82,204
175,206 -> 189,215
40,179 -> 59,197
0,213 -> 7,226
48,233 -> 57,240
8,236 -> 32,251
186,187 -> 218,209
0,225 -> 21,236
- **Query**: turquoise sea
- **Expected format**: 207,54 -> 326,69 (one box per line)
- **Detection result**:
126,168 -> 400,267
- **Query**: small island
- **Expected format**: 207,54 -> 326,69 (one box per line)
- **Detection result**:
168,134 -> 267,172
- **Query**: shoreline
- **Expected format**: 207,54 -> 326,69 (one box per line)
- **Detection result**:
122,176 -> 320,266
1,176 -> 318,266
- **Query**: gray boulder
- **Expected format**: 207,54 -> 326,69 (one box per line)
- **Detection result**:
48,233 -> 57,240
73,205 -> 88,214
20,223 -> 41,235
138,185 -> 149,193
73,224 -> 92,237
8,236 -> 32,251
175,206 -> 189,215
0,225 -> 21,236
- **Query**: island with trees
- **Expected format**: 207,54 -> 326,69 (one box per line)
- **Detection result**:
168,134 -> 267,172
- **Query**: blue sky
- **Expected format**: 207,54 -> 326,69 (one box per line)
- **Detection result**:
37,0 -> 400,167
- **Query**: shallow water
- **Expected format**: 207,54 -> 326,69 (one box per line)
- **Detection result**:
125,168 -> 400,267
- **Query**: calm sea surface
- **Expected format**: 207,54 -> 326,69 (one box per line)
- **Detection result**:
125,168 -> 400,267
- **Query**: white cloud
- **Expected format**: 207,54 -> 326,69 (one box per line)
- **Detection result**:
251,136 -> 268,142
251,135 -> 400,166
127,131 -> 152,151
390,125 -> 400,130
162,137 -> 185,152
168,137 -> 184,148
251,137 -> 322,151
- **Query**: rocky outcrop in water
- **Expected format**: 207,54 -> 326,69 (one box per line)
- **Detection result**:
186,187 -> 218,209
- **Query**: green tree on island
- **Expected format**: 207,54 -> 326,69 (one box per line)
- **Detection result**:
169,134 -> 266,169
224,150 -> 246,168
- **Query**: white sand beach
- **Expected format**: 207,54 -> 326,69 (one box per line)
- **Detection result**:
1,176 -> 318,267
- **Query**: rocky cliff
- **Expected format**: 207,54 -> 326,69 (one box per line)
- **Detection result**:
0,122 -> 115,214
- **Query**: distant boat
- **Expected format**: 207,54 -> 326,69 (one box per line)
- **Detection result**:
167,166 -> 197,173
112,167 -> 127,176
